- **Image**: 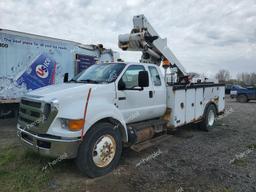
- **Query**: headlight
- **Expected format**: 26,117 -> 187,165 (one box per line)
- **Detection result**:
60,118 -> 84,131
60,119 -> 68,129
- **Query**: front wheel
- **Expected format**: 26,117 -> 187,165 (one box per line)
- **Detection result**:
75,122 -> 122,178
199,104 -> 217,131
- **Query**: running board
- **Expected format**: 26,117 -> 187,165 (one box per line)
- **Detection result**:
130,135 -> 171,152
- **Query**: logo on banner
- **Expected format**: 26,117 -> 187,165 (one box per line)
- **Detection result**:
36,64 -> 49,78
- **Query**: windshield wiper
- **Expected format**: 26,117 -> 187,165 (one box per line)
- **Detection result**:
68,79 -> 78,83
78,79 -> 101,84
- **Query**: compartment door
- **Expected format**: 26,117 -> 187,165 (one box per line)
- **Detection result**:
173,90 -> 186,127
218,86 -> 225,112
195,88 -> 204,119
185,89 -> 196,123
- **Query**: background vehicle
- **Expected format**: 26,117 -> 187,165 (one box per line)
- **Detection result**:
230,85 -> 256,102
225,84 -> 233,94
16,15 -> 225,177
0,29 -> 119,118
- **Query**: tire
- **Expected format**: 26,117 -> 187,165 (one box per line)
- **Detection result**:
236,94 -> 248,103
199,104 -> 217,131
75,122 -> 122,178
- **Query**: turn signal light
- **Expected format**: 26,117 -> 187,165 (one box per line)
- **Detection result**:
68,119 -> 85,131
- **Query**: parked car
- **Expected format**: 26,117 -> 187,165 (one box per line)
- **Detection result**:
230,85 -> 256,102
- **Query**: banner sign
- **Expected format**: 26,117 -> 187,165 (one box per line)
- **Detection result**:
16,53 -> 56,90
76,54 -> 96,74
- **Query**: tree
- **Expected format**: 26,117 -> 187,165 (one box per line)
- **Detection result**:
237,73 -> 256,86
215,70 -> 230,83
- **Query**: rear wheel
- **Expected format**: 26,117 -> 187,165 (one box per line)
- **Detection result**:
75,122 -> 122,178
237,94 -> 248,103
200,104 -> 217,131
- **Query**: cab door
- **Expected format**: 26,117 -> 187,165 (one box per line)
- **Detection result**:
147,65 -> 166,117
116,65 -> 155,123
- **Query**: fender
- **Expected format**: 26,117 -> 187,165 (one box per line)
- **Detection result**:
204,101 -> 218,115
84,102 -> 128,142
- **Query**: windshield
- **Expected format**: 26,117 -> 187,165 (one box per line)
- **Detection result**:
72,63 -> 126,84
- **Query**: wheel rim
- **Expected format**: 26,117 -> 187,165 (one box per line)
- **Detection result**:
92,134 -> 116,168
208,110 -> 215,127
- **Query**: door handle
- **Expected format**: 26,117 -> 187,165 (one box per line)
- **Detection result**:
118,97 -> 126,100
149,91 -> 153,98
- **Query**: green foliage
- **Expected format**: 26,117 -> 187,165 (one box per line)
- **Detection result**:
231,159 -> 247,167
0,146 -> 52,192
247,144 -> 256,150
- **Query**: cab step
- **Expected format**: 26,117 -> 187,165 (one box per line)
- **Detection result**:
128,118 -> 168,132
130,134 -> 171,152
126,119 -> 168,146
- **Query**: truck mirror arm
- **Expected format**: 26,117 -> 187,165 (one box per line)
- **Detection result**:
63,73 -> 69,83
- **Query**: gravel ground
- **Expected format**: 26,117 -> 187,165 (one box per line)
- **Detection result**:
0,98 -> 256,192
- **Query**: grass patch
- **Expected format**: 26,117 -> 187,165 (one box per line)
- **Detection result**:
231,158 -> 247,167
247,144 -> 256,150
0,144 -> 79,192
0,146 -> 17,166
222,188 -> 233,192
0,145 -> 54,192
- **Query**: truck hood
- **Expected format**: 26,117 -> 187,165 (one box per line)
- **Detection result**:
24,82 -> 116,120
26,83 -> 99,101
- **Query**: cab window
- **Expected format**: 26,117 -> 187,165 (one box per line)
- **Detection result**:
148,66 -> 161,86
120,65 -> 145,89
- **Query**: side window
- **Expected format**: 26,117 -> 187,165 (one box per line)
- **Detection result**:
148,66 -> 161,86
121,65 -> 145,89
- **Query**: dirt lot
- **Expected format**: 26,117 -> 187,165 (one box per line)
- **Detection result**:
0,98 -> 256,192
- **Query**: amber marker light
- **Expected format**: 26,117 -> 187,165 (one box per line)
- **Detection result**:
68,119 -> 85,131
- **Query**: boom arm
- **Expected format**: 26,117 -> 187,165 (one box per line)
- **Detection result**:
118,14 -> 187,77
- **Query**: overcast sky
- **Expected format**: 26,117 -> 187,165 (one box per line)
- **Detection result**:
1,0 -> 255,78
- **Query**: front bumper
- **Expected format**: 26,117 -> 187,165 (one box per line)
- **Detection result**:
17,126 -> 81,159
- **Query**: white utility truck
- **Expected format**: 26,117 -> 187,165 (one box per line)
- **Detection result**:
17,15 -> 225,177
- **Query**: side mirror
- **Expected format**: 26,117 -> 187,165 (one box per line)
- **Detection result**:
118,79 -> 126,90
63,73 -> 69,83
138,71 -> 149,87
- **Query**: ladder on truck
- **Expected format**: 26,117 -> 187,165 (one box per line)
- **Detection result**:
118,14 -> 187,78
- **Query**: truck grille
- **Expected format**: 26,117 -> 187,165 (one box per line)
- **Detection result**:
18,98 -> 58,134
21,99 -> 42,108
18,98 -> 43,129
